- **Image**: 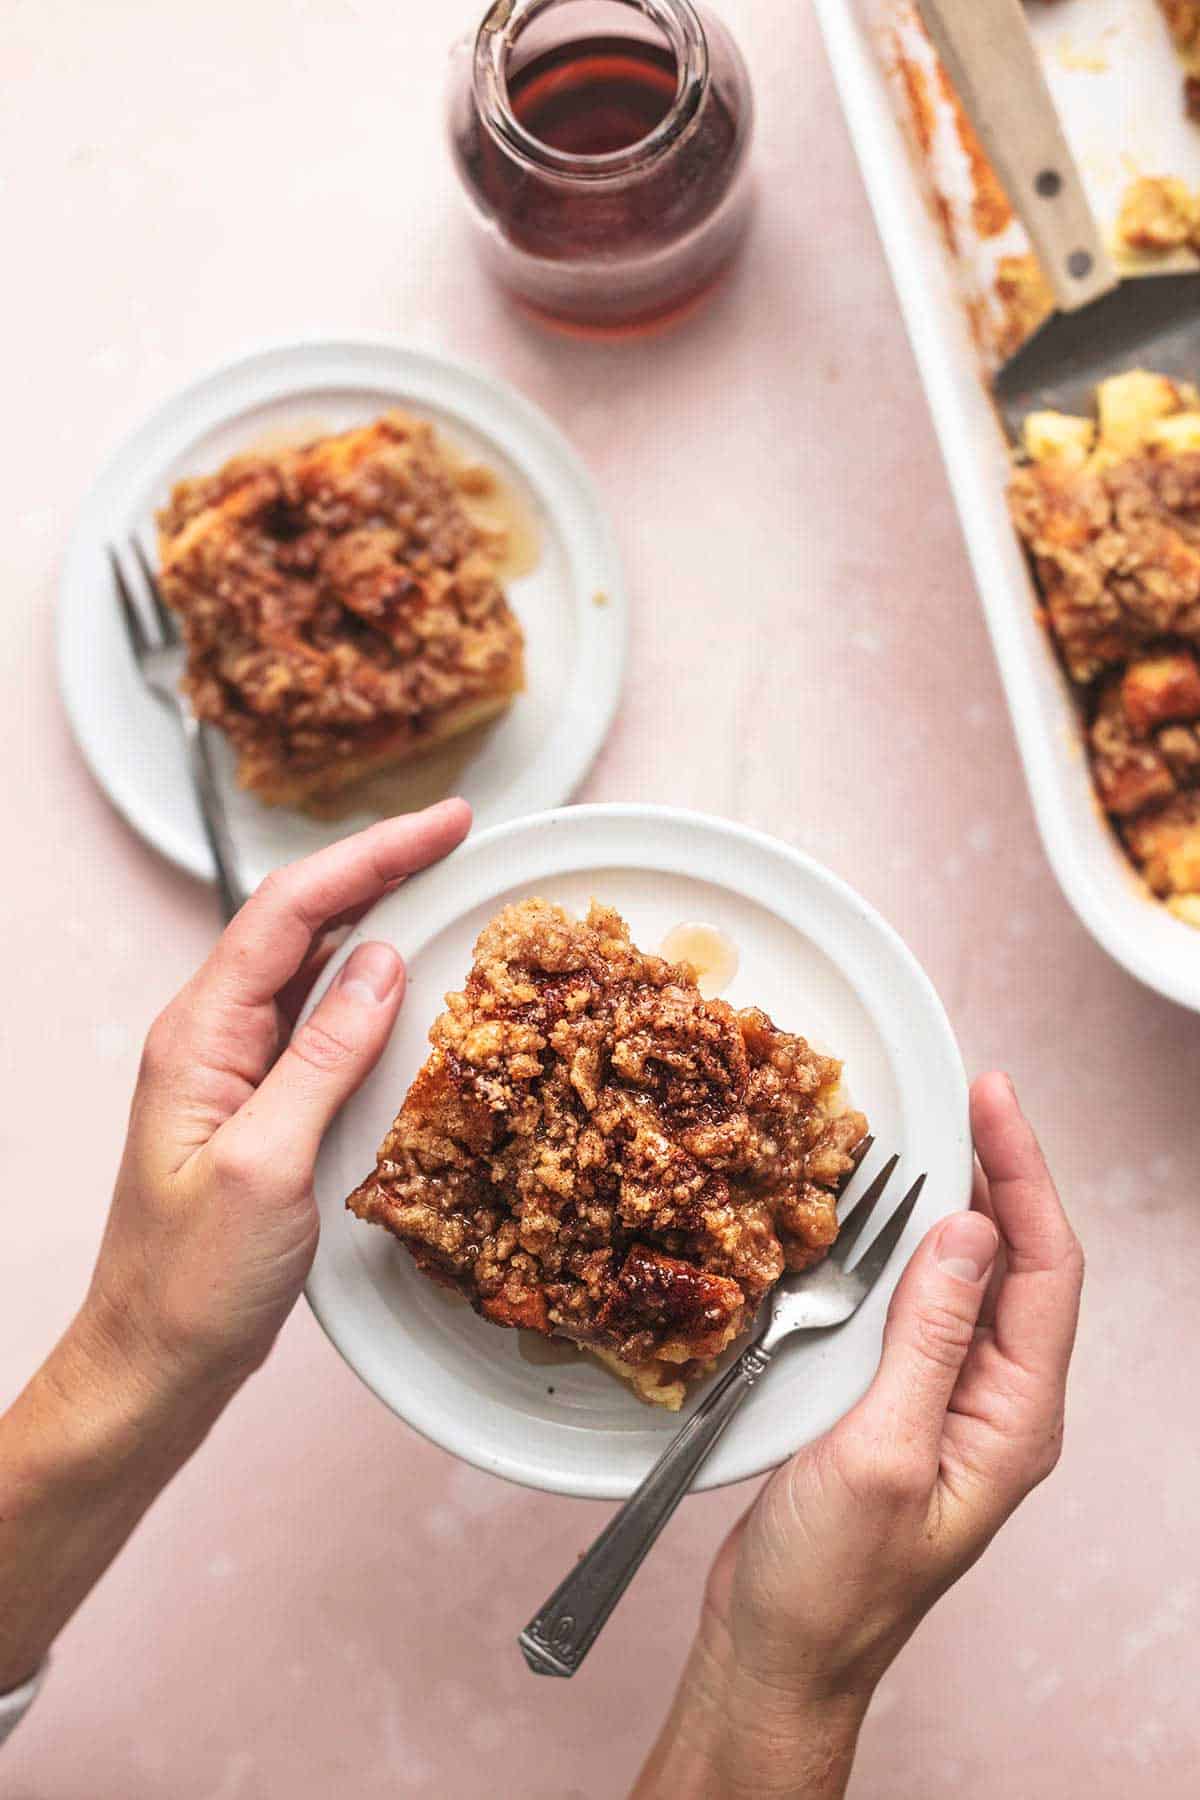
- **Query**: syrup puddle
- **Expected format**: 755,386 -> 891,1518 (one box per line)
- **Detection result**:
659,922 -> 739,998
450,452 -> 542,582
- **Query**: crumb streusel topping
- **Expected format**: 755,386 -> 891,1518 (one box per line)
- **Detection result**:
347,899 -> 867,1408
1009,452 -> 1200,686
1010,373 -> 1200,925
1158,0 -> 1200,117
157,413 -> 525,804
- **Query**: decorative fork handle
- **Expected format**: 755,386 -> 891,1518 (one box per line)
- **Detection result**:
179,710 -> 246,922
519,1336 -> 775,1678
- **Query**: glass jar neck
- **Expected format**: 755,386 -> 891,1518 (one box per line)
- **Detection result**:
472,0 -> 710,181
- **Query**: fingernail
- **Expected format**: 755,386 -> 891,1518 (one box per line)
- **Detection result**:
337,941 -> 400,1004
936,1213 -> 999,1283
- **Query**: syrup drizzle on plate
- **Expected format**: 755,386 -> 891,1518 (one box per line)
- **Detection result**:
659,922 -> 739,997
450,455 -> 542,582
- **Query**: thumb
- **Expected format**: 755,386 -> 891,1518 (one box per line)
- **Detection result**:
223,941 -> 406,1176
855,1210 -> 999,1473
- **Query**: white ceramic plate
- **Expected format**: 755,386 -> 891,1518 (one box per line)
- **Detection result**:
58,339 -> 627,888
304,805 -> 971,1499
812,0 -> 1200,1012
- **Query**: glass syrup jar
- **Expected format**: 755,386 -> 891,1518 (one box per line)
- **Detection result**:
447,0 -> 755,335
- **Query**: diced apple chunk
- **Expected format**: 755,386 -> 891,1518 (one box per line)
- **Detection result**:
1096,370 -> 1184,453
1022,411 -> 1096,467
1145,412 -> 1200,454
1121,651 -> 1200,731
1126,808 -> 1200,894
1094,753 -> 1177,817
1167,893 -> 1200,927
1116,175 -> 1199,252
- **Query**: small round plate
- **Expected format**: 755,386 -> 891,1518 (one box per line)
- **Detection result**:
304,805 -> 971,1499
58,339 -> 627,888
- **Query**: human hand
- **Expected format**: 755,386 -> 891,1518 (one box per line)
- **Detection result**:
0,801 -> 471,1693
636,1073 -> 1083,1799
83,799 -> 471,1405
0,802 -> 471,1695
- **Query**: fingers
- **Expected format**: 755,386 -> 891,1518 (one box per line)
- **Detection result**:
969,1163 -> 1004,1330
206,800 -> 471,1013
848,1210 -> 999,1492
208,939 -> 406,1180
970,1072 -> 1083,1384
130,803 -> 470,1158
274,919 -> 357,1030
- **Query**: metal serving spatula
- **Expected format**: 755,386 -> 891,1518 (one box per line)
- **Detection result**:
919,0 -> 1200,438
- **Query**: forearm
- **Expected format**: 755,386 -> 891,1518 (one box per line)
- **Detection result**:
0,1302 -> 232,1692
633,1618 -> 868,1800
633,1620 -> 734,1796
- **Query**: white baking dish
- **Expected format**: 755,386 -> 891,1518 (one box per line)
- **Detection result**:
811,0 -> 1200,1012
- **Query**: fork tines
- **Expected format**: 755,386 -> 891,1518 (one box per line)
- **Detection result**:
128,534 -> 178,643
109,543 -> 151,661
833,1148 -> 928,1287
110,535 -> 178,661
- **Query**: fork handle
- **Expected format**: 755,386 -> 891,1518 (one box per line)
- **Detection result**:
916,0 -> 1117,311
518,1335 -> 775,1679
181,712 -> 247,922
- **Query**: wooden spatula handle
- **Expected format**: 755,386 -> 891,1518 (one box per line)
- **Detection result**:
917,0 -> 1118,311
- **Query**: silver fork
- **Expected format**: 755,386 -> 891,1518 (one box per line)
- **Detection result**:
110,537 -> 246,922
519,1143 -> 927,1679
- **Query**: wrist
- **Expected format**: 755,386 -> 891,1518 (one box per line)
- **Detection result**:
71,1281 -> 249,1456
0,1308 -> 235,1695
18,1300 -> 235,1532
716,1664 -> 869,1799
636,1615 -> 871,1800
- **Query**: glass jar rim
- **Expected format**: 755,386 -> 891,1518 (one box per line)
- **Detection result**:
472,0 -> 710,181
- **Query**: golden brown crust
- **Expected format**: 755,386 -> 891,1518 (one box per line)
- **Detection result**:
1153,1 -> 1200,114
1161,0 -> 1200,50
346,899 -> 866,1408
1010,399 -> 1200,914
1123,790 -> 1200,896
1116,175 -> 1200,255
1008,455 -> 1200,685
994,254 -> 1054,361
156,413 -> 525,804
1090,670 -> 1185,818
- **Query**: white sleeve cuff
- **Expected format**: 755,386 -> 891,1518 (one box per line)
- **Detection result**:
0,1661 -> 47,1747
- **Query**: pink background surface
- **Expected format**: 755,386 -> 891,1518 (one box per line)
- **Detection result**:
3,1 -> 1198,1794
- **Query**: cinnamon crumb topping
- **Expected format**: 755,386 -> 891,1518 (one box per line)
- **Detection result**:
156,413 -> 525,805
1010,376 -> 1200,920
347,899 -> 866,1408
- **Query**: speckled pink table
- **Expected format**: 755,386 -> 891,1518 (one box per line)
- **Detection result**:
3,2 -> 1198,1795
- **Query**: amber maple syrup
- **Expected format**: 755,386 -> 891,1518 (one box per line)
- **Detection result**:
660,922 -> 739,997
507,34 -> 677,157
450,1 -> 753,334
